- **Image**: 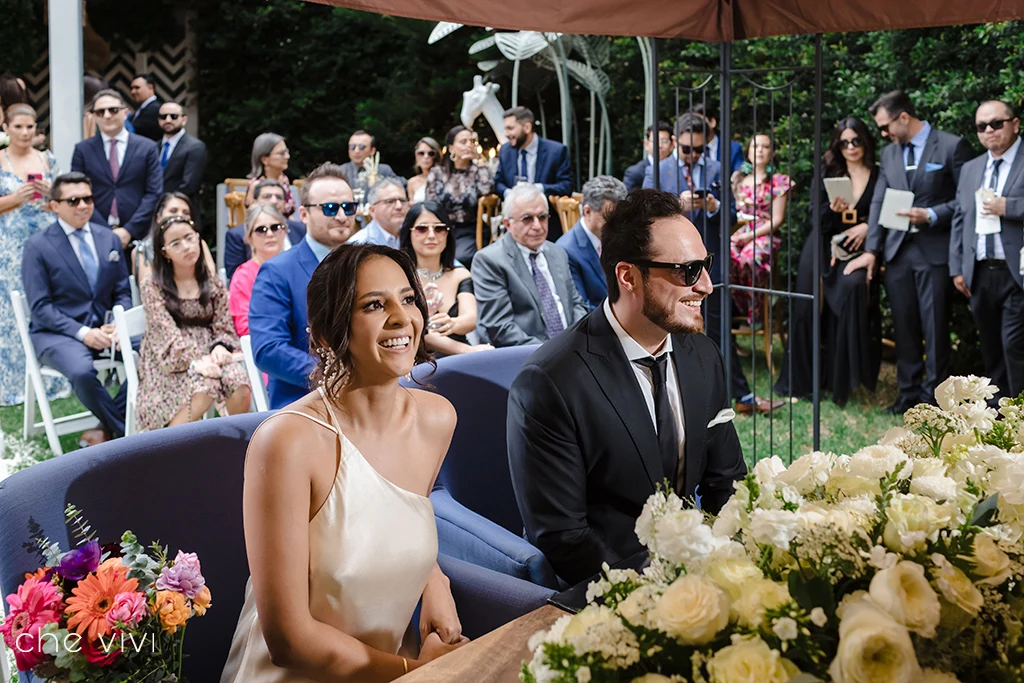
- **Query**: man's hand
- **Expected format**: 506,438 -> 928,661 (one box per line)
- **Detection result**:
895,207 -> 930,225
982,196 -> 1007,217
679,191 -> 701,213
82,328 -> 111,351
112,227 -> 132,248
953,275 -> 972,298
843,252 -> 877,284
705,194 -> 720,214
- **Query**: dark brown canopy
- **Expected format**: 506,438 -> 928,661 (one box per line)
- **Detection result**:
309,0 -> 1024,40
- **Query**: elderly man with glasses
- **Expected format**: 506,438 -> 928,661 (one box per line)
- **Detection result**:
346,177 -> 409,248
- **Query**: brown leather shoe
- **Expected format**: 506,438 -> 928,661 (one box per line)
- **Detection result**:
734,396 -> 786,415
78,428 -> 112,449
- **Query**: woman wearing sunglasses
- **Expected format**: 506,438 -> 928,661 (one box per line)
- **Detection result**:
245,132 -> 295,217
775,117 -> 881,406
425,125 -> 494,268
229,203 -> 286,337
136,214 -> 251,432
407,137 -> 441,205
133,192 -> 216,285
399,201 -> 492,356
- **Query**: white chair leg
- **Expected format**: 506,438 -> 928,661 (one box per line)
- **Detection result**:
31,369 -> 63,457
22,371 -> 35,439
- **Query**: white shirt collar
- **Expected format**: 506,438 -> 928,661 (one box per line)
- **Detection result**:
139,95 -> 158,110
58,217 -> 90,237
579,216 -> 601,251
990,136 -> 1022,166
515,239 -> 543,258
163,128 -> 186,145
707,134 -> 720,157
101,127 -> 129,147
523,132 -> 540,156
602,298 -> 672,361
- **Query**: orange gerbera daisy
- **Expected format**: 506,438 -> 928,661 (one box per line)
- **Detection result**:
65,563 -> 139,641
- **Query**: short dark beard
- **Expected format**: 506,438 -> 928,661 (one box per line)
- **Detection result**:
512,131 -> 528,148
642,279 -> 703,336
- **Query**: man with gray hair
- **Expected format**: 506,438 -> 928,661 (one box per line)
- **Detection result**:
473,183 -> 587,346
557,175 -> 627,309
346,177 -> 409,248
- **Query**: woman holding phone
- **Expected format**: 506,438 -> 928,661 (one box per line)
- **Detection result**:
0,103 -> 69,405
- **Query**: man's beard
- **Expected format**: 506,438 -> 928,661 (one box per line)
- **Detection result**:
512,131 -> 528,148
642,279 -> 703,336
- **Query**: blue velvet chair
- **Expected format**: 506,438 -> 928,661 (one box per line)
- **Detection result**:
0,413 -> 554,680
405,346 -> 561,589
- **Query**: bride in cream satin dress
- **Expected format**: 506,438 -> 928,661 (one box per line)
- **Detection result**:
221,243 -> 468,683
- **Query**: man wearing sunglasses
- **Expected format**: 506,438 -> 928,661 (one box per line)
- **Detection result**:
249,162 -> 356,408
71,89 -> 163,250
346,177 -> 408,248
852,90 -> 972,414
224,179 -> 306,282
507,189 -> 746,585
338,130 -> 401,195
158,101 -> 207,231
951,100 -> 1024,400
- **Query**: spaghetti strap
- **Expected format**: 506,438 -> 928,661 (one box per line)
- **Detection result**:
265,408 -> 338,435
317,386 -> 344,431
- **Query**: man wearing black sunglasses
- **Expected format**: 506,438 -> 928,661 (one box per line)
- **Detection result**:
508,189 -> 746,585
339,130 -> 401,196
158,101 -> 207,230
951,100 -> 1024,400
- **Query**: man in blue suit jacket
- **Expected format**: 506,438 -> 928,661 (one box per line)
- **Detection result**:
556,175 -> 627,309
223,179 -> 306,282
689,103 -> 744,175
22,173 -> 133,444
248,163 -> 356,408
495,106 -> 573,242
71,89 -> 163,249
623,120 -> 675,192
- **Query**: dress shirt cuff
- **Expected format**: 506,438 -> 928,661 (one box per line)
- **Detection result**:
926,208 -> 937,225
75,326 -> 90,342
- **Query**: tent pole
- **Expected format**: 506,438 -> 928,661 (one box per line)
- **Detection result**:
812,33 -> 823,450
48,0 -> 84,172
719,41 -> 733,398
650,37 -> 660,190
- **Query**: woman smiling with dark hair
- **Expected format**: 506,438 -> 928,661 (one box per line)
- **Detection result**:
775,116 -> 881,405
222,244 -> 468,683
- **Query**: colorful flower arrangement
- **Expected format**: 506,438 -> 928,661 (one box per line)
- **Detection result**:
524,376 -> 1024,683
0,505 -> 211,681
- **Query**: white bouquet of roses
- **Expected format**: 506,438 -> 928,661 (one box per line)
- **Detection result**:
0,132 -> 9,150
524,376 -> 1024,683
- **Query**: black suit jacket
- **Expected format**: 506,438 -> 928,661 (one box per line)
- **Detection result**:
131,99 -> 163,141
223,219 -> 307,282
162,133 -> 208,227
623,157 -> 650,192
867,126 -> 973,265
507,307 -> 746,584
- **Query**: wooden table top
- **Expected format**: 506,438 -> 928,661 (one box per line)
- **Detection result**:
398,604 -> 566,682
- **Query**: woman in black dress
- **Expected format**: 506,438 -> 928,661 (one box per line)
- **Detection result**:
775,117 -> 882,405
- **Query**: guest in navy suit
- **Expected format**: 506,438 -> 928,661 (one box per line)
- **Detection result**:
248,163 -> 357,408
688,103 -> 744,175
556,175 -> 627,309
623,120 -> 674,192
495,106 -> 573,242
129,74 -> 163,142
21,173 -> 133,445
71,89 -> 163,249
224,179 -> 306,282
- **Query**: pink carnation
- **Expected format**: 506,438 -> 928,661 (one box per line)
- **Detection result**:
155,550 -> 205,599
105,591 -> 148,628
0,577 -> 64,671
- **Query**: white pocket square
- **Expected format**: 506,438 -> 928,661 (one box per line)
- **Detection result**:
108,250 -> 120,262
707,408 -> 736,428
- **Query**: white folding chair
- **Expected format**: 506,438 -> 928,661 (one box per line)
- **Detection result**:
241,335 -> 269,412
112,304 -> 146,437
11,291 -> 122,456
218,267 -> 229,288
129,273 -> 141,307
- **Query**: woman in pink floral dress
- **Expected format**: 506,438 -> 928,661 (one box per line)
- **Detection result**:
729,134 -> 792,325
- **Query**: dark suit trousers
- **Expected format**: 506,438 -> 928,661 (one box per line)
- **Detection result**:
40,339 -> 128,437
970,261 -> 1024,399
703,288 -> 752,400
884,239 -> 951,403
453,223 -> 478,270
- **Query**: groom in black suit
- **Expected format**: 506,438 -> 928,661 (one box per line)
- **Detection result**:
507,189 -> 746,585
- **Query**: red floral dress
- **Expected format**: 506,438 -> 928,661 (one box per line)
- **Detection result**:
729,173 -> 792,324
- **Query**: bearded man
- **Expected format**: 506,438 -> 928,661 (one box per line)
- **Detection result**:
507,189 -> 747,585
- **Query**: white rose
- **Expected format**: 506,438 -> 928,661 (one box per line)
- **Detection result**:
869,561 -> 941,637
828,599 -> 922,683
931,554 -> 984,619
955,401 -> 997,432
732,578 -> 791,628
776,451 -> 836,494
910,475 -> 959,502
749,509 -> 800,551
772,616 -> 798,641
883,494 -> 953,553
920,670 -> 961,683
652,574 -> 730,645
754,455 -> 786,485
706,635 -> 800,683
705,558 -> 764,602
968,533 -> 1012,585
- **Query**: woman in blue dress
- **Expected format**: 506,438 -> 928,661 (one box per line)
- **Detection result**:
0,103 -> 70,405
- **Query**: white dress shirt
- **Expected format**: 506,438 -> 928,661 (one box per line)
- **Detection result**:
59,218 -> 101,342
520,132 -> 539,184
162,128 -> 186,163
580,216 -> 601,255
603,299 -> 686,487
516,241 -> 567,328
977,136 -> 1021,260
706,134 -> 720,163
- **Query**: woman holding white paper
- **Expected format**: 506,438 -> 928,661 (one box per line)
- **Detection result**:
775,117 -> 882,406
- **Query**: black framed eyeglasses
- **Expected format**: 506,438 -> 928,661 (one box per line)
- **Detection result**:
976,118 -> 1014,133
630,254 -> 714,287
303,202 -> 358,217
877,122 -> 891,134
253,223 -> 287,235
158,113 -> 181,121
839,137 -> 863,149
54,195 -> 95,207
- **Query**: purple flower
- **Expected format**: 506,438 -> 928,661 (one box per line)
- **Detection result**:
57,539 -> 101,581
155,550 -> 205,599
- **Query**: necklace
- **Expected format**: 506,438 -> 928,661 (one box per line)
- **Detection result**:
417,266 -> 444,282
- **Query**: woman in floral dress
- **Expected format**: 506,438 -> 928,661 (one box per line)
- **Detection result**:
136,214 -> 250,431
0,104 -> 69,404
729,133 -> 793,326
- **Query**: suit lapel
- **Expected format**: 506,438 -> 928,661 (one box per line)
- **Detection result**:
119,135 -> 140,186
582,310 -> 662,489
504,235 -> 542,310
542,244 -> 574,323
671,336 -> 707,495
887,144 -> 908,191
1001,138 -> 1024,195
48,223 -> 92,293
534,138 -> 548,183
91,136 -> 116,185
573,224 -> 605,283
296,239 -> 320,280
166,134 -> 188,167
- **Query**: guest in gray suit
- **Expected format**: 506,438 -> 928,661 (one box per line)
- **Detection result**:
847,90 -> 972,413
472,184 -> 587,346
951,100 -> 1024,400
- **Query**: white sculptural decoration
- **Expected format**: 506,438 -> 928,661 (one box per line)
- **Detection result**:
461,75 -> 508,145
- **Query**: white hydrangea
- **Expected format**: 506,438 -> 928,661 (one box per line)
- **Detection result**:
749,508 -> 801,551
562,605 -> 641,669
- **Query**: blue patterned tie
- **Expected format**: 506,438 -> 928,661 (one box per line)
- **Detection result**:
529,253 -> 564,337
72,230 -> 99,292
161,141 -> 170,170
519,150 -> 529,182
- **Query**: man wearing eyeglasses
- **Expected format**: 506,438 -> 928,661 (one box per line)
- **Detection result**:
849,90 -> 972,414
951,100 -> 1024,401
339,130 -> 400,195
71,89 -> 163,251
346,177 -> 409,249
507,189 -> 746,585
472,183 -> 587,348
158,101 -> 207,231
623,121 -> 674,192
22,172 -> 134,447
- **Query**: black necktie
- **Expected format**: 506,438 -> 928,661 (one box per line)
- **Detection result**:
633,355 -> 679,489
986,158 -> 1003,259
904,143 -> 916,184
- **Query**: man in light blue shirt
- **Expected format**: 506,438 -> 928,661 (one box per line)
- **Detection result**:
346,177 -> 408,249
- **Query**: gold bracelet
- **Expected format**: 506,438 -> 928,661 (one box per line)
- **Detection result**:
403,657 -> 409,674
